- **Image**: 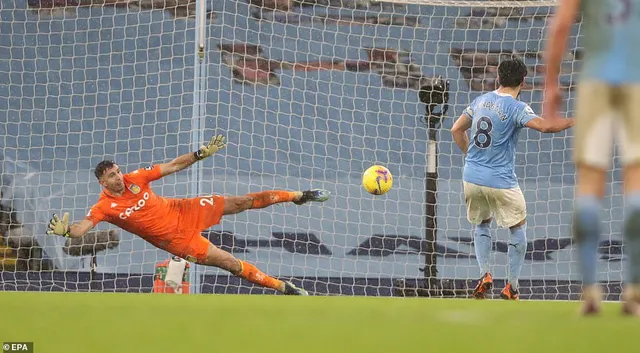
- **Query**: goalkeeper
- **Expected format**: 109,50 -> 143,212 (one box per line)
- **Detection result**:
46,135 -> 330,295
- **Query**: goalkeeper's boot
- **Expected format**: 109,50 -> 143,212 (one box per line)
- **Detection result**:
580,284 -> 602,316
472,272 -> 493,299
294,189 -> 331,205
500,283 -> 519,300
621,285 -> 640,317
283,281 -> 309,296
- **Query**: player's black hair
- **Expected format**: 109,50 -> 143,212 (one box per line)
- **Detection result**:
94,160 -> 117,180
498,58 -> 528,88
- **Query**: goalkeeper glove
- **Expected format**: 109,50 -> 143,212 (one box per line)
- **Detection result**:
194,134 -> 227,161
47,212 -> 70,237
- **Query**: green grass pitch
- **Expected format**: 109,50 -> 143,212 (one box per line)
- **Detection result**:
1,291 -> 638,353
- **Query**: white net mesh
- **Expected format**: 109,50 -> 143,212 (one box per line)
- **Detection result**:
1,0 -> 622,299
1,0 -> 198,290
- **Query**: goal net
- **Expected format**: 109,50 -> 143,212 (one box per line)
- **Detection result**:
1,0 -> 621,299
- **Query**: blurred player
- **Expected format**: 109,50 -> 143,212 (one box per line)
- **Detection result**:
543,0 -> 640,315
46,135 -> 330,296
451,58 -> 573,300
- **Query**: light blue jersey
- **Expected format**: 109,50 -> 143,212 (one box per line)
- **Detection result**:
462,91 -> 538,189
580,0 -> 640,84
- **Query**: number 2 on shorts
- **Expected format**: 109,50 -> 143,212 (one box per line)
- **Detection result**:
199,196 -> 214,206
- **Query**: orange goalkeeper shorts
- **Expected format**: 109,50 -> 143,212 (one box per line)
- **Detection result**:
163,195 -> 226,263
178,195 -> 226,231
164,232 -> 211,264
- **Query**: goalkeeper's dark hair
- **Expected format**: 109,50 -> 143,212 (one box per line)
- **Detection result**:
94,160 -> 116,179
498,57 -> 528,88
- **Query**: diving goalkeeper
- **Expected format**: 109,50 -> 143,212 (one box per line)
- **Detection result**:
46,135 -> 330,295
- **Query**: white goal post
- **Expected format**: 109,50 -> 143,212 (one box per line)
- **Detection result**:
1,0 -> 624,300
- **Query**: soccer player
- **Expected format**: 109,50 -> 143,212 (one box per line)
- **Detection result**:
46,134 -> 330,296
451,58 -> 574,300
543,0 -> 640,315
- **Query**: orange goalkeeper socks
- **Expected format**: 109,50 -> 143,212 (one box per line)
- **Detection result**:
247,191 -> 298,209
237,260 -> 285,292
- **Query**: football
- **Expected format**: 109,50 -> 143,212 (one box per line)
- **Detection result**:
362,165 -> 393,195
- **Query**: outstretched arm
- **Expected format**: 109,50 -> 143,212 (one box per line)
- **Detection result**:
47,213 -> 94,239
525,116 -> 574,133
68,219 -> 94,238
543,0 -> 581,119
451,113 -> 473,155
543,0 -> 580,89
157,134 -> 227,178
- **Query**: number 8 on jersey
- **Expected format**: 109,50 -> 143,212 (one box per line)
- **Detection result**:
473,116 -> 493,149
462,91 -> 538,191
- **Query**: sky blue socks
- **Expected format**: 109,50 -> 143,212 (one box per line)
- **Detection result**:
474,223 -> 492,276
624,193 -> 640,285
508,223 -> 527,290
574,195 -> 601,286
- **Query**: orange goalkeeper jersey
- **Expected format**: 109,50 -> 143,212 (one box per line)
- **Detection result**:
85,165 -> 197,249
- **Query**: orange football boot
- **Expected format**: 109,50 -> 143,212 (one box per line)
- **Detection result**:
500,283 -> 519,300
472,272 -> 493,299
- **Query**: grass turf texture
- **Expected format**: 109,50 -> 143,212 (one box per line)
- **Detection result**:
1,292 -> 638,353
